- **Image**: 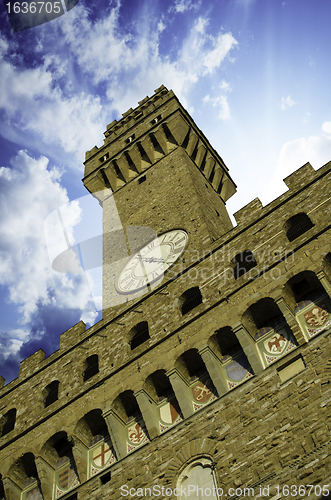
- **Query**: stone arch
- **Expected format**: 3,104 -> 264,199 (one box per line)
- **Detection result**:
7,452 -> 39,490
177,456 -> 219,499
242,297 -> 285,338
0,408 -> 16,437
74,409 -> 109,445
284,212 -> 314,242
165,438 -> 216,483
208,326 -> 242,360
174,349 -> 207,381
112,390 -> 141,423
178,287 -> 203,315
128,321 -> 150,350
285,270 -> 331,340
43,380 -> 60,407
143,369 -> 173,401
241,297 -> 297,367
232,250 -> 257,279
41,431 -> 74,468
83,354 -> 99,381
285,270 -> 326,307
40,430 -> 80,498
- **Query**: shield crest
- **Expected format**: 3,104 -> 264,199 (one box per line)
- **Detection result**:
58,465 -> 76,489
92,442 -> 111,467
128,422 -> 148,445
26,487 -> 42,500
264,333 -> 287,354
304,304 -> 329,327
192,378 -> 213,403
225,357 -> 249,381
160,399 -> 180,424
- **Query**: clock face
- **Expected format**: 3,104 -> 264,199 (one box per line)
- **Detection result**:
117,229 -> 188,293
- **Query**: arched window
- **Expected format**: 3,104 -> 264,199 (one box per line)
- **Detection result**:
177,458 -> 220,499
285,213 -> 314,242
233,250 -> 257,279
44,380 -> 60,407
1,408 -> 16,437
84,355 -> 99,381
130,322 -> 150,350
180,287 -> 202,315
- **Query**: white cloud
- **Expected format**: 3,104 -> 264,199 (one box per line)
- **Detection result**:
219,79 -> 232,92
322,121 -> 331,137
0,36 -> 105,167
0,151 -> 97,326
263,123 -> 331,204
203,94 -> 230,120
280,95 -> 296,110
202,33 -> 238,75
171,0 -> 202,13
0,8 -> 238,164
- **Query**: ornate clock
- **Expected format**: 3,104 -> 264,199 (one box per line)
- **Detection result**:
117,229 -> 188,293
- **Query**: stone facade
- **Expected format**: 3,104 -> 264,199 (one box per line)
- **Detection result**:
1,85 -> 331,500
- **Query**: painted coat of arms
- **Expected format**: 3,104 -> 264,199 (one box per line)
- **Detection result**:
26,488 -> 42,500
159,398 -> 183,432
88,440 -> 116,477
264,333 -> 287,354
54,459 -> 80,499
159,399 -> 181,424
296,297 -> 331,338
23,486 -> 43,500
191,377 -> 217,411
224,355 -> 253,389
127,420 -> 149,453
304,304 -> 329,328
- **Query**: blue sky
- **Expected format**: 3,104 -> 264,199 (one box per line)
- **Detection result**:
0,0 -> 331,384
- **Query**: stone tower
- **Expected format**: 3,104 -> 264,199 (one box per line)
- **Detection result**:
1,86 -> 331,500
83,84 -> 236,314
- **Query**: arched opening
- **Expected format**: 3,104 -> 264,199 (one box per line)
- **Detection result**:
75,410 -> 115,478
143,370 -> 174,402
242,298 -> 297,366
232,250 -> 257,279
175,350 -> 217,411
284,213 -> 314,242
242,297 -> 284,336
83,355 -> 99,381
179,287 -> 202,315
209,327 -> 253,390
177,457 -> 219,499
211,326 -> 242,360
75,409 -> 109,443
112,391 -> 149,451
0,408 -> 16,437
44,380 -> 59,407
143,370 -> 182,431
286,271 -> 331,340
42,431 -> 79,498
8,452 -> 42,496
129,322 -> 150,350
113,391 -> 141,423
175,349 -> 207,381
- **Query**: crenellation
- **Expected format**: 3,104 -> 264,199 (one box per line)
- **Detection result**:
18,349 -> 45,379
59,320 -> 86,351
284,162 -> 316,190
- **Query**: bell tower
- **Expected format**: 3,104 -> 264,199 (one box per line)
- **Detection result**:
83,85 -> 236,312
